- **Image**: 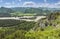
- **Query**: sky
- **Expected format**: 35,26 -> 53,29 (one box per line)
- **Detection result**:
0,0 -> 60,8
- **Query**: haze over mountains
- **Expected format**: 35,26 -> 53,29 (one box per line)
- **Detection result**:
0,7 -> 60,17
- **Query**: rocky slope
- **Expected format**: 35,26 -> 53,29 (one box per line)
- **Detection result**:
34,12 -> 60,30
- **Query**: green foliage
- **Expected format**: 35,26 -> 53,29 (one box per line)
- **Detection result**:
10,12 -> 36,16
0,7 -> 14,17
0,20 -> 36,31
5,30 -> 26,39
25,29 -> 60,39
0,20 -> 36,39
12,7 -> 55,16
18,21 -> 36,30
0,20 -> 20,27
0,12 -> 60,39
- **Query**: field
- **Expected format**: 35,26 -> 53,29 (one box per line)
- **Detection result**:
10,12 -> 37,16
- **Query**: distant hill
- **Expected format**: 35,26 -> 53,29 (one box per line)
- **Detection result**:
0,7 -> 14,17
0,7 -> 14,13
12,7 -> 60,16
0,7 -> 60,17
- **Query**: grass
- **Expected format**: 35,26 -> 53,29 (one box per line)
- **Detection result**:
10,12 -> 36,16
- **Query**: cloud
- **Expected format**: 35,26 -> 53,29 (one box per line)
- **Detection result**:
4,5 -> 20,8
23,1 -> 36,7
55,1 -> 60,5
4,4 -> 20,8
39,3 -> 49,7
38,3 -> 55,8
37,1 -> 60,8
23,1 -> 36,5
51,1 -> 60,8
22,1 -> 60,8
44,0 -> 47,3
2,0 -> 60,8
5,1 -> 15,5
4,1 -> 21,8
23,1 -> 57,8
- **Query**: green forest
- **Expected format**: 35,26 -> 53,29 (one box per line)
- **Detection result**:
0,7 -> 60,17
0,12 -> 60,39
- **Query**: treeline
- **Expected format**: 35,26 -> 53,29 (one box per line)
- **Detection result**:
0,7 -> 60,17
0,7 -> 14,17
0,20 -> 20,27
0,19 -> 36,39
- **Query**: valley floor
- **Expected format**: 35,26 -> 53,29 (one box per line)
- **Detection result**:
0,16 -> 46,22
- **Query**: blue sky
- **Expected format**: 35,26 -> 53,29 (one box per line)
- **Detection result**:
0,0 -> 60,8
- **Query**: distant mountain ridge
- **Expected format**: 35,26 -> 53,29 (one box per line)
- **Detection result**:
0,7 -> 14,17
0,7 -> 60,16
12,7 -> 60,12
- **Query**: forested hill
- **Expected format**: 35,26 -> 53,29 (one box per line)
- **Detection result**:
0,7 -> 60,16
12,7 -> 60,15
0,7 -> 14,13
36,12 -> 60,30
0,7 -> 14,17
12,7 -> 60,13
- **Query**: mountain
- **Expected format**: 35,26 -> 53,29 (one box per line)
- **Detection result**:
0,7 -> 60,17
0,7 -> 14,13
0,7 -> 14,17
12,7 -> 59,16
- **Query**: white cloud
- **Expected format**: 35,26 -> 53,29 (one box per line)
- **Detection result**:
49,2 -> 60,8
4,5 -> 19,8
55,2 -> 60,5
44,0 -> 47,3
39,0 -> 60,8
4,1 -> 21,8
23,1 -> 36,5
23,1 -> 36,7
4,4 -> 20,8
39,3 -> 49,7
47,4 -> 60,8
3,0 -> 60,8
38,1 -> 60,8
22,1 -> 59,8
23,1 -> 56,8
5,1 -> 15,5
